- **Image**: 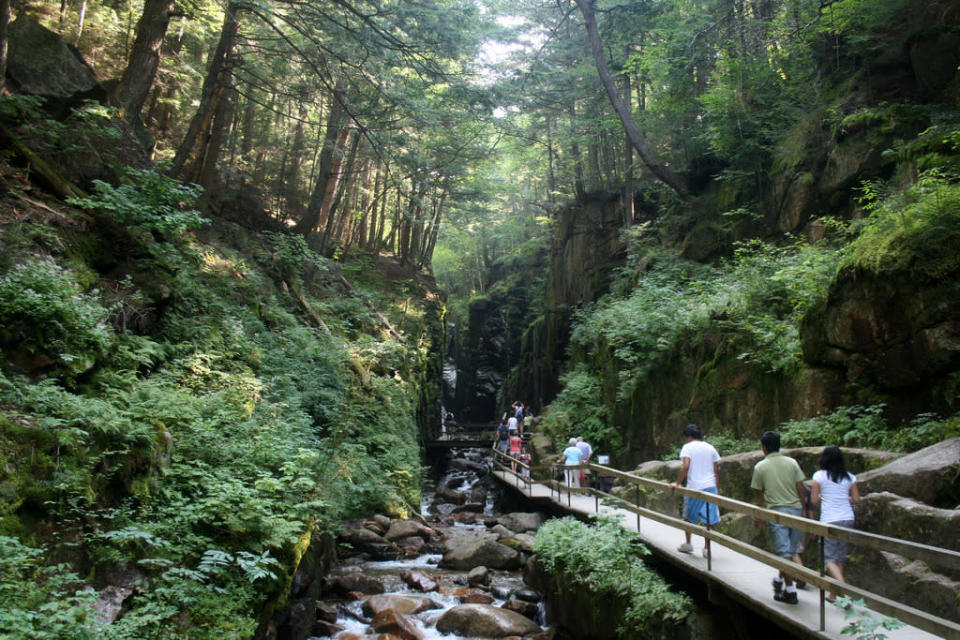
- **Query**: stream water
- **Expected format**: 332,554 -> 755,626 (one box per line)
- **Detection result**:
309,446 -> 552,640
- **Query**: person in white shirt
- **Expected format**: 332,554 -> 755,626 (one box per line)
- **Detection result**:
669,424 -> 721,557
810,445 -> 861,602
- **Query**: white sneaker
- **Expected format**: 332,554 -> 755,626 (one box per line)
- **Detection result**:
677,543 -> 694,553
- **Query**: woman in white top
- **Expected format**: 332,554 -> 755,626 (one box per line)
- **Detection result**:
810,445 -> 861,602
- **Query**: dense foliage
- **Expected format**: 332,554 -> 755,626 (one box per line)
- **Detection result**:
533,516 -> 692,637
0,173 -> 437,636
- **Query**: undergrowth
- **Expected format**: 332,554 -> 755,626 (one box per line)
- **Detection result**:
534,515 -> 692,638
0,171 -> 435,637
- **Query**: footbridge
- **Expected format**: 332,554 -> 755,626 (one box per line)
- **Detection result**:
489,448 -> 960,640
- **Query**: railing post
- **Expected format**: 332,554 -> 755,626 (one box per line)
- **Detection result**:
706,521 -> 712,572
819,533 -> 826,632
595,489 -> 599,513
635,484 -> 641,533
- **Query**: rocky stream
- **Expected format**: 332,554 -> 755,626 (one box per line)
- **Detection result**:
311,446 -> 553,640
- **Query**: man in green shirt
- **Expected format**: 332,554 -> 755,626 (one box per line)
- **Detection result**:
751,431 -> 808,605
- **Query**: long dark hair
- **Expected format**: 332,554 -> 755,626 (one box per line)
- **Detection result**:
819,445 -> 852,484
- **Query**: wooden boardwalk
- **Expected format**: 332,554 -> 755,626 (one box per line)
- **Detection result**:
492,468 -> 950,640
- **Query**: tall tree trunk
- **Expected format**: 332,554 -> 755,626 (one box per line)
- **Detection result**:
568,102 -> 585,201
169,1 -> 241,180
574,0 -> 689,198
0,0 -> 9,94
285,96 -> 310,216
545,116 -> 556,204
195,79 -> 234,196
321,131 -> 360,252
421,188 -> 447,268
622,55 -> 634,227
111,0 -> 178,123
76,0 -> 86,39
295,78 -> 348,235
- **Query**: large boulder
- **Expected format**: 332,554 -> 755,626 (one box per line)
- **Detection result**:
6,17 -> 106,107
855,492 -> 960,553
857,439 -> 960,508
435,604 -> 540,638
440,532 -> 521,570
434,485 -> 467,505
362,594 -> 440,617
494,512 -> 545,534
385,520 -> 435,542
369,609 -> 424,640
329,572 -> 385,595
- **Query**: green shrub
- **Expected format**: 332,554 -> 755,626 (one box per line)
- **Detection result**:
780,405 -> 959,452
540,366 -> 621,454
0,258 -> 112,367
844,170 -> 960,278
534,516 -> 691,637
0,536 -> 100,639
68,168 -> 207,234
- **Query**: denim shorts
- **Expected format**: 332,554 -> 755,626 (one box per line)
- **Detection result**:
824,520 -> 854,563
768,506 -> 803,558
683,487 -> 720,525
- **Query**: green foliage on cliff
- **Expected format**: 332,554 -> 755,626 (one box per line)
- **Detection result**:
0,175 -> 437,636
534,516 -> 692,638
539,366 -> 621,453
844,170 -> 960,278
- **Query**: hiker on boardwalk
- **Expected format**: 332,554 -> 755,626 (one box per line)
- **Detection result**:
669,423 -> 721,558
559,438 -> 584,488
751,430 -> 808,605
811,445 -> 861,602
508,427 -> 523,472
576,436 -> 593,487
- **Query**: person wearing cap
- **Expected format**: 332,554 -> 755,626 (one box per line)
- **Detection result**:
559,438 -> 584,488
669,423 -> 721,557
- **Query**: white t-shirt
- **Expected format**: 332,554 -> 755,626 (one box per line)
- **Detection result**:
679,440 -> 720,490
813,469 -> 856,523
507,416 -> 518,430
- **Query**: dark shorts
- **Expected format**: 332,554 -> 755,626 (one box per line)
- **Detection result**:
683,487 -> 720,525
824,520 -> 854,563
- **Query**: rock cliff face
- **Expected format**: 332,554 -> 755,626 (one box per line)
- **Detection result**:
501,195 -> 625,414
801,267 -> 960,419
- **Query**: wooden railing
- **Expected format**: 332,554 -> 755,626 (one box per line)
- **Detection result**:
491,457 -> 960,640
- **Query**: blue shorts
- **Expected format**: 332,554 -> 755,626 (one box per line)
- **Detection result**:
683,487 -> 720,525
768,506 -> 803,557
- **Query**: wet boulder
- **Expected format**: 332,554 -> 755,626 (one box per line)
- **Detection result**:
461,590 -> 495,604
362,594 -> 440,617
330,572 -> 385,595
435,485 -> 467,505
369,609 -> 424,640
385,520 -> 435,542
857,438 -> 960,508
496,512 -> 544,534
316,601 -> 339,623
440,532 -> 522,570
436,604 -> 540,638
467,566 -> 490,587
502,598 -> 539,620
340,522 -> 390,550
453,502 -> 485,513
401,570 -> 438,592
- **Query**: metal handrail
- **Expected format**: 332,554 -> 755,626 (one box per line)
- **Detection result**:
586,462 -> 960,573
523,461 -> 960,640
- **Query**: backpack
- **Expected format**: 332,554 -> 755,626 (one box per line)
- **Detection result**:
497,424 -> 509,441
